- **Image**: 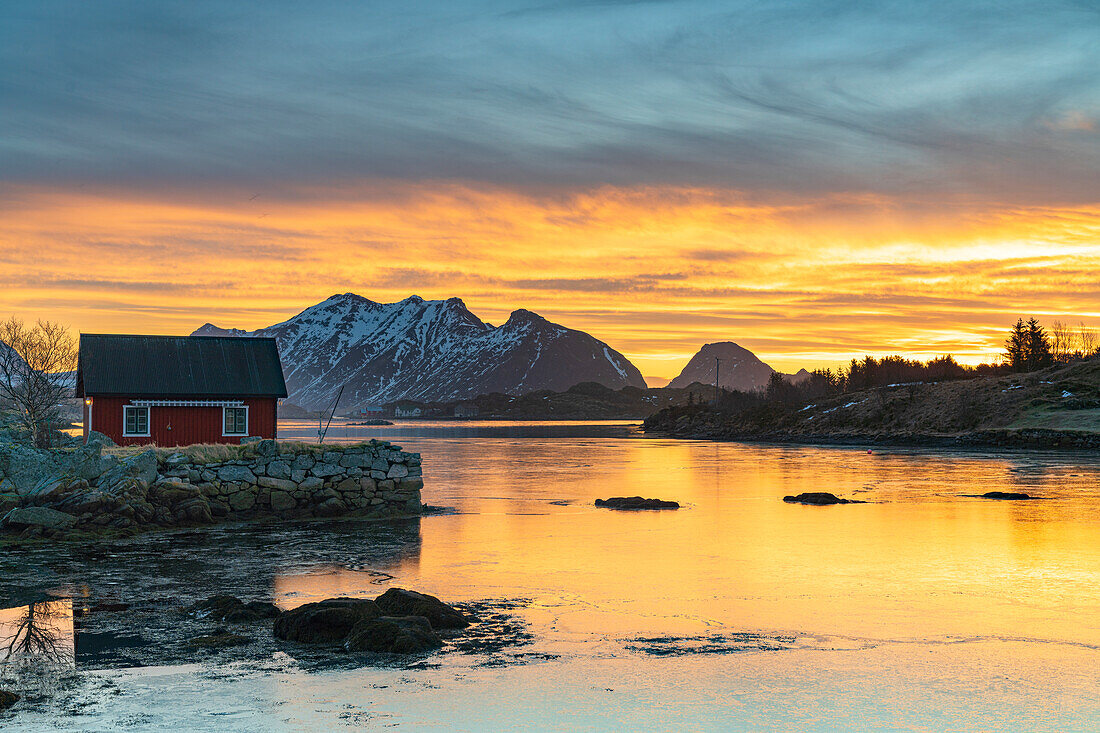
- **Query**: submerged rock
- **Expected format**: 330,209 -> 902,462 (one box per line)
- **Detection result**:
375,588 -> 470,629
273,598 -> 381,643
0,690 -> 18,712
595,496 -> 680,510
979,491 -> 1032,500
782,492 -> 864,505
344,615 -> 443,654
188,595 -> 281,624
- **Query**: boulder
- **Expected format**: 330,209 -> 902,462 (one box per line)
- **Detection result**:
313,497 -> 346,517
173,497 -> 213,524
2,506 -> 78,530
344,616 -> 443,654
228,491 -> 256,512
0,690 -> 18,712
266,460 -> 291,480
188,595 -> 282,624
273,598 -> 381,643
270,491 -> 296,512
374,588 -> 469,629
218,465 -> 257,484
386,464 -> 409,479
782,493 -> 864,505
257,476 -> 296,492
595,496 -> 680,510
86,430 -> 117,448
311,462 -> 342,478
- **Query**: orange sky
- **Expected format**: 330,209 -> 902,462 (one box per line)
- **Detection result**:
2,183 -> 1097,382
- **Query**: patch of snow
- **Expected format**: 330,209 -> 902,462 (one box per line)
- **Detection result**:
1062,390 -> 1074,398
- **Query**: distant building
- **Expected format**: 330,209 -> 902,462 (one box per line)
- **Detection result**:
75,334 -> 287,447
394,404 -> 423,418
352,405 -> 385,418
454,403 -> 479,418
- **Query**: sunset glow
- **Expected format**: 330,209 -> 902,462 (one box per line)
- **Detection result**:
2,184 -> 1097,379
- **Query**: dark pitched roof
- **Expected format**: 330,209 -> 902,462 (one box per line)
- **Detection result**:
76,335 -> 288,398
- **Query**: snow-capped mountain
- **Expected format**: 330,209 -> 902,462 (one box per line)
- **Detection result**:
667,342 -> 778,392
193,293 -> 645,410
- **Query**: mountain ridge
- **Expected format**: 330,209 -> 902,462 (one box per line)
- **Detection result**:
192,293 -> 645,410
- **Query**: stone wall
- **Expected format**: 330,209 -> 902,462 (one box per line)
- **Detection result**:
0,438 -> 422,540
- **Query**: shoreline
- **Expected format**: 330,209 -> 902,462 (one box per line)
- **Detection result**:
641,426 -> 1100,452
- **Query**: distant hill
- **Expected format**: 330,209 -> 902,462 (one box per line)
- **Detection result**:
193,293 -> 645,410
646,357 -> 1100,448
668,342 -> 780,392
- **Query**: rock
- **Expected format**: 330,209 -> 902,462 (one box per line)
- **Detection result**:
273,598 -> 381,643
270,490 -> 296,512
266,460 -> 291,480
174,497 -> 213,524
313,497 -> 346,517
298,476 -> 324,491
595,496 -> 680,510
26,476 -> 80,504
188,595 -> 281,624
344,616 -> 443,654
311,462 -> 342,478
374,588 -> 469,629
782,492 -> 864,505
386,464 -> 409,479
979,491 -> 1032,500
86,430 -> 117,448
255,439 -> 278,457
217,465 -> 257,484
228,491 -> 256,512
125,450 -> 160,487
0,690 -> 18,711
2,506 -> 78,530
257,476 -> 296,492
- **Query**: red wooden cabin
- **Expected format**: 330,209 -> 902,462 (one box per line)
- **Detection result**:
75,334 -> 288,447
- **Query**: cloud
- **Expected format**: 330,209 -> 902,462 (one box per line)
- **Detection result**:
1,1 -> 1098,204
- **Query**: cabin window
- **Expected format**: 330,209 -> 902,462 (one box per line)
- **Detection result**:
223,406 -> 248,436
123,406 -> 150,436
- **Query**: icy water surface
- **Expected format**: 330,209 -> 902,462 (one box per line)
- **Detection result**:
4,421 -> 1100,731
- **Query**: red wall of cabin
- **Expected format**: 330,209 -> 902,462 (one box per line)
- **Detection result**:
83,396 -> 278,447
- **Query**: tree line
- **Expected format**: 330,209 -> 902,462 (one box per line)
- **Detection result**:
687,317 -> 1099,413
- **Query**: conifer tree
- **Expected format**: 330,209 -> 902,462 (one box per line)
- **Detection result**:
1004,318 -> 1027,372
1024,317 -> 1053,371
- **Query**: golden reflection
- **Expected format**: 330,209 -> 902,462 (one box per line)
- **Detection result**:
272,431 -> 1100,645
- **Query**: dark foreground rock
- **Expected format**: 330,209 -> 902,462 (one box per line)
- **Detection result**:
375,588 -> 470,629
273,598 -> 381,643
0,690 -> 18,711
345,615 -> 443,654
977,491 -> 1032,500
783,492 -> 865,505
188,595 -> 282,624
1,506 -> 78,530
595,496 -> 680,510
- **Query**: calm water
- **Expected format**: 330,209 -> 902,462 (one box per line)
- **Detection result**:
4,421 -> 1100,731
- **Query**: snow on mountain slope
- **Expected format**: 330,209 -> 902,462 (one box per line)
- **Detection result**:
193,293 -> 645,409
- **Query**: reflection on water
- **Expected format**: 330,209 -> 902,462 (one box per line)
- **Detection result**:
5,421 -> 1100,730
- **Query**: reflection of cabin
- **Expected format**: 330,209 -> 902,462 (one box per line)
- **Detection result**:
394,404 -> 423,418
454,403 -> 479,418
75,335 -> 288,447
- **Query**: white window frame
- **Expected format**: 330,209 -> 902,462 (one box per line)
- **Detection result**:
222,405 -> 249,437
122,405 -> 151,437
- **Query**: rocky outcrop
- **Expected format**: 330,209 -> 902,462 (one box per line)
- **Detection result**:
272,590 -> 465,655
273,598 -> 382,643
0,690 -> 18,712
0,439 -> 423,542
595,496 -> 680,510
187,595 -> 282,624
345,616 -> 443,654
782,492 -> 864,505
375,588 -> 471,629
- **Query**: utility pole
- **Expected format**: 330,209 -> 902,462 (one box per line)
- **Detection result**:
714,357 -> 721,406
